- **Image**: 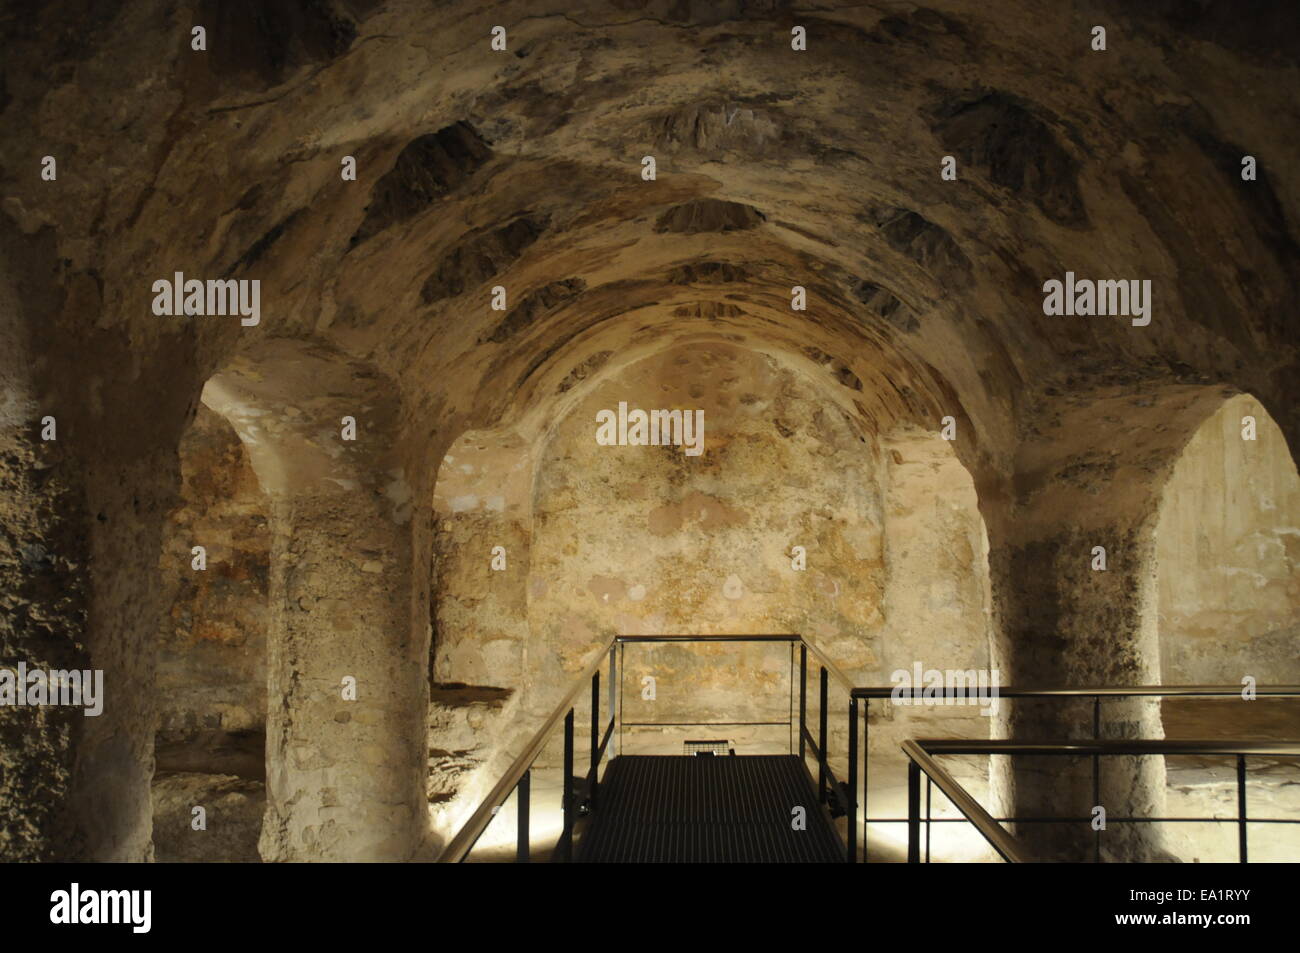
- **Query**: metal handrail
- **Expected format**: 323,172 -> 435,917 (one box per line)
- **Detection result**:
859,684 -> 1300,863
615,634 -> 853,686
902,737 -> 1300,864
901,739 -> 1031,863
438,636 -> 616,862
616,634 -> 798,642
440,634 -> 1300,864
854,684 -> 1300,698
917,739 -> 1300,757
438,632 -> 859,862
799,637 -> 856,692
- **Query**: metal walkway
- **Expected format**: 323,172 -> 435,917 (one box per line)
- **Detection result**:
576,755 -> 843,863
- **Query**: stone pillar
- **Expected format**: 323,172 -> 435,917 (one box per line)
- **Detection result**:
988,514 -> 1167,861
0,433 -> 180,863
1,238 -> 192,861
73,449 -> 183,861
206,342 -> 430,861
985,385 -> 1229,862
257,490 -> 427,861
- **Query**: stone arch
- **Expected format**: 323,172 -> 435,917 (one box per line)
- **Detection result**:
984,380 -> 1266,861
426,425 -> 531,837
151,403 -> 270,862
867,423 -> 997,860
1154,393 -> 1300,686
422,320 -> 999,837
201,337 -> 430,861
1152,393 -> 1300,861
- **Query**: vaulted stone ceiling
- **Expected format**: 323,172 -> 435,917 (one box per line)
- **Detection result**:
1,0 -> 1298,863
5,0 -> 1297,484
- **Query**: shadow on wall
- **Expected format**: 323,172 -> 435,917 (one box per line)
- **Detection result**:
153,402 -> 268,863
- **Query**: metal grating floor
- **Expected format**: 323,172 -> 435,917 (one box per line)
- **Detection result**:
576,755 -> 844,863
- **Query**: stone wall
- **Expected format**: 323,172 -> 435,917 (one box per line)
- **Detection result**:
425,343 -> 996,851
157,404 -> 269,742
518,343 -> 992,757
431,430 -> 533,690
528,343 -> 884,737
869,427 -> 995,764
3,0 -> 1296,865
1156,394 -> 1300,684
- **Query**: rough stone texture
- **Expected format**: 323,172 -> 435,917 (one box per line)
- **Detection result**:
1155,394 -> 1300,684
0,0 -> 1297,862
0,243 -> 89,859
351,122 -> 494,247
425,683 -> 515,838
151,771 -> 264,863
429,342 -> 994,824
0,424 -> 86,861
157,404 -> 269,739
432,429 -> 533,690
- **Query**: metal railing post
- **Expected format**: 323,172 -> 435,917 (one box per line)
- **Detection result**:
608,646 -> 616,762
925,776 -> 931,864
907,759 -> 921,863
787,642 -> 794,754
562,708 -> 574,861
862,694 -> 869,863
591,670 -> 600,813
618,641 -> 625,757
799,644 -> 808,762
517,769 -> 530,862
818,667 -> 828,803
1237,754 -> 1248,864
847,696 -> 858,863
1092,694 -> 1101,863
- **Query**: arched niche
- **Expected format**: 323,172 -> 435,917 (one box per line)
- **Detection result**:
867,424 -> 997,860
426,426 -> 531,837
423,333 -> 997,856
152,402 -> 269,862
1154,393 -> 1300,862
984,380 -> 1295,861
1155,394 -> 1300,686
